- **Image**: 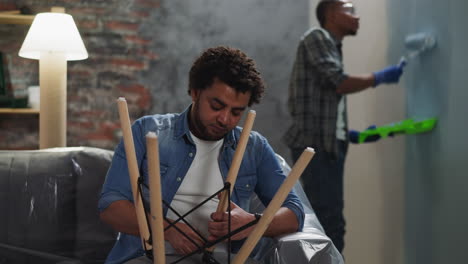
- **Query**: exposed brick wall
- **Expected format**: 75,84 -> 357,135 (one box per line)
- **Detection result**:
0,114 -> 39,149
0,0 -> 158,150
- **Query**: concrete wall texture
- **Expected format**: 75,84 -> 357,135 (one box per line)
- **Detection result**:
0,0 -> 308,159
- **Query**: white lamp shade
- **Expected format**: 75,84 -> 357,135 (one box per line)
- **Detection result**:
19,12 -> 88,61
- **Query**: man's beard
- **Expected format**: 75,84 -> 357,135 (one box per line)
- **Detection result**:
347,25 -> 358,36
347,28 -> 357,36
190,102 -> 227,141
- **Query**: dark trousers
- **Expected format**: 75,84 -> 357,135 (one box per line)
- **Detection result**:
291,140 -> 347,253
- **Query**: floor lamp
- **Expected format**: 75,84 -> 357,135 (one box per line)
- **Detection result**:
19,7 -> 88,149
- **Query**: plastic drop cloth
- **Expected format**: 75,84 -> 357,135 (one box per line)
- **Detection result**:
247,155 -> 345,264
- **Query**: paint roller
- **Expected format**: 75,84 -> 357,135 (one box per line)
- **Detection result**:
400,32 -> 437,65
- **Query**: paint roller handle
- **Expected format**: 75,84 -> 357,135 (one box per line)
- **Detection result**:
372,62 -> 406,87
398,57 -> 407,68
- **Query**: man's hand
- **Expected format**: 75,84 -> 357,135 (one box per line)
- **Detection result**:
165,220 -> 205,256
373,60 -> 406,87
208,201 -> 256,241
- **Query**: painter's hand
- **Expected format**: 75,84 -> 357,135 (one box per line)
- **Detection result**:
373,61 -> 406,86
349,125 -> 381,144
165,220 -> 205,255
208,201 -> 256,241
348,130 -> 361,144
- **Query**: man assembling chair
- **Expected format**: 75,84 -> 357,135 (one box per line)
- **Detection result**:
98,46 -> 315,264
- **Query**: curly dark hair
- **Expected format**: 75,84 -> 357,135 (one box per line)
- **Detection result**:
188,46 -> 265,106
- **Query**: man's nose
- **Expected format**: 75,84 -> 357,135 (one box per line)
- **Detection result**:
217,109 -> 230,126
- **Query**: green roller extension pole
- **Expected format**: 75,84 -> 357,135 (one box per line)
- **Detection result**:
356,118 -> 437,144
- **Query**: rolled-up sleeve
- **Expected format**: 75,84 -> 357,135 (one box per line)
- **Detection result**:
98,148 -> 133,212
255,136 -> 305,231
98,118 -> 147,212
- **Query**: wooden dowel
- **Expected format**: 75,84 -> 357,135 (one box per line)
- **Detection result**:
146,132 -> 166,264
217,110 -> 256,212
117,97 -> 152,250
232,147 -> 315,264
206,110 -> 255,252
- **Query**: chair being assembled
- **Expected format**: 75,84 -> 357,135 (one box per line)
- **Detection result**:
117,99 -> 343,264
123,153 -> 344,264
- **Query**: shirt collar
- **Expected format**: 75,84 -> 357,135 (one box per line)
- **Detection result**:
328,31 -> 342,47
174,104 -> 236,147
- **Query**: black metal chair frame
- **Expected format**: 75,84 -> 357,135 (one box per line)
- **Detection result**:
138,179 -> 260,264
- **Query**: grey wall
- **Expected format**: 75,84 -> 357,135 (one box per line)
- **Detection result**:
146,0 -> 309,161
388,1 -> 468,263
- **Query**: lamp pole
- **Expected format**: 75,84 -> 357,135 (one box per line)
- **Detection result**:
38,7 -> 67,149
39,52 -> 67,148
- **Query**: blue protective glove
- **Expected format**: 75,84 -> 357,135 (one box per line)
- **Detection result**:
348,125 -> 381,144
373,60 -> 406,87
348,130 -> 361,143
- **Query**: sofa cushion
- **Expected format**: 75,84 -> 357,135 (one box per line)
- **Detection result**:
0,150 -> 77,257
73,147 -> 116,263
0,147 -> 117,264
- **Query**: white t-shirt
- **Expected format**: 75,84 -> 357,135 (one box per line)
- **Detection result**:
166,132 -> 224,240
336,96 -> 346,141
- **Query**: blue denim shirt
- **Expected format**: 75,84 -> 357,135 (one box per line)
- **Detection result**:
98,106 -> 305,263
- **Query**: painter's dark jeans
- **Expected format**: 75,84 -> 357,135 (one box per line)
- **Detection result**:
291,140 -> 347,253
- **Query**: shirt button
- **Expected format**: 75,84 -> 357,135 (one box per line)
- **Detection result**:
177,177 -> 182,182
245,184 -> 250,188
189,152 -> 193,157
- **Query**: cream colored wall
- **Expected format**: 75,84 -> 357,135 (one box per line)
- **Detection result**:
309,0 -> 405,263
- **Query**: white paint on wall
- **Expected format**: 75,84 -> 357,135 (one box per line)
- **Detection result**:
343,0 -> 404,263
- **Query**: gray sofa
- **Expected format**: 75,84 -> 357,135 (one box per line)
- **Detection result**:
0,147 -> 343,264
0,147 -> 116,264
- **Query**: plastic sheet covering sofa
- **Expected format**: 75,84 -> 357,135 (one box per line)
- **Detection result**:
0,147 -> 117,264
248,155 -> 344,264
0,147 -> 343,264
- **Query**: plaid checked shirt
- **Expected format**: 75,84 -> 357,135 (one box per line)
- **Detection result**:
283,27 -> 348,158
